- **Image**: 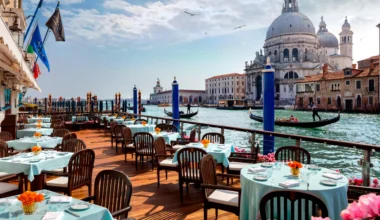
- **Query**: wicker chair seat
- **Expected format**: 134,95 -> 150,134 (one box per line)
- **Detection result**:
125,143 -> 134,148
172,145 -> 185,151
46,176 -> 68,187
228,162 -> 252,171
208,189 -> 239,207
0,182 -> 18,194
159,159 -> 177,167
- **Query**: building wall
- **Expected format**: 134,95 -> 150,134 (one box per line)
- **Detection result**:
150,91 -> 206,104
296,76 -> 379,112
205,74 -> 246,104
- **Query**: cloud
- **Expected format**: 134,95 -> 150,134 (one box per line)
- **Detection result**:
30,0 -> 85,4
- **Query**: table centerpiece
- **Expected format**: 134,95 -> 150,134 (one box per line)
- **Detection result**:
142,121 -> 147,126
201,139 -> 210,148
288,161 -> 303,177
155,127 -> 161,134
31,146 -> 42,155
17,191 -> 44,215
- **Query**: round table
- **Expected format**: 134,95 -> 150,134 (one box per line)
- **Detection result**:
240,163 -> 349,220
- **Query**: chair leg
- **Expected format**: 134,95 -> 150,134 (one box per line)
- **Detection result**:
135,154 -> 138,171
204,205 -> 207,220
179,180 -> 183,203
157,168 -> 160,187
227,175 -> 230,186
186,182 -> 189,193
88,184 -> 92,197
165,170 -> 168,180
215,209 -> 218,219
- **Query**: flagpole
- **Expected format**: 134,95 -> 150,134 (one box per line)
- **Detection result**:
24,0 -> 44,43
35,1 -> 60,63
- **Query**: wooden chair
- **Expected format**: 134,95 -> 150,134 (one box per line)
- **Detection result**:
202,132 -> 225,144
45,149 -> 95,196
52,128 -> 70,138
110,121 -> 119,148
0,131 -> 13,141
155,124 -> 178,132
154,137 -> 178,187
55,133 -> 77,151
227,142 -> 260,185
134,119 -> 147,125
114,125 -> 126,153
170,129 -> 197,152
177,147 -> 207,203
82,170 -> 132,219
259,191 -> 328,219
200,155 -> 241,218
133,132 -> 155,171
122,127 -> 134,161
62,139 -> 86,152
275,146 -> 311,164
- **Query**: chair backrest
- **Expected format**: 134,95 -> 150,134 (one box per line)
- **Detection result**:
0,140 -> 9,157
259,190 -> 328,220
122,127 -> 133,145
134,119 -> 147,125
133,132 -> 154,155
94,170 -> 132,218
275,146 -> 311,164
61,133 -> 77,148
52,129 -> 70,138
177,147 -> 207,182
68,149 -> 95,190
110,121 -> 119,134
155,124 -> 178,132
63,139 -> 86,153
114,125 -> 126,137
153,137 -> 166,163
0,131 -> 13,141
199,154 -> 217,197
202,132 -> 225,144
189,129 -> 196,142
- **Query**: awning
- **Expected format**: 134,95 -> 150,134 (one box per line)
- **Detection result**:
0,16 -> 40,91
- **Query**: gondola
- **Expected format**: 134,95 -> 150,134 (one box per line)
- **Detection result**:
164,109 -> 198,119
249,110 -> 340,128
127,107 -> 146,112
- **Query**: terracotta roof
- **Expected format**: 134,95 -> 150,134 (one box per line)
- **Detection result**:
206,73 -> 245,80
298,67 -> 379,83
359,55 -> 379,62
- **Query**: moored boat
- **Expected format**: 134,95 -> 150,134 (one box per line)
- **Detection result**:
249,109 -> 340,128
158,103 -> 171,107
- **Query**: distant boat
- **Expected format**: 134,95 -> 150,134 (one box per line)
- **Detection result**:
216,99 -> 248,110
158,103 -> 171,107
128,107 -> 146,112
164,109 -> 198,119
284,105 -> 295,110
249,109 -> 340,128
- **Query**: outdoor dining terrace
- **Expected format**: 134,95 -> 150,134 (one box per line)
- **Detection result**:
0,112 -> 379,219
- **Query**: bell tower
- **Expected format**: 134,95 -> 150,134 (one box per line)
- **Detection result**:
282,0 -> 299,13
339,16 -> 353,58
153,78 -> 163,94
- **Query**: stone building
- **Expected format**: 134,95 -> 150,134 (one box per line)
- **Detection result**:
150,79 -> 206,104
0,0 -> 40,126
205,73 -> 246,104
245,0 -> 353,105
296,56 -> 379,112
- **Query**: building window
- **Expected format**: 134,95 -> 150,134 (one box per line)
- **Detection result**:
284,49 -> 289,62
346,80 -> 350,85
292,48 -> 299,61
369,79 -> 375,92
237,81 -> 239,85
317,98 -> 321,104
274,50 -> 277,56
357,95 -> 362,108
369,96 -> 373,105
316,84 -> 320,91
284,71 -> 299,79
344,69 -> 352,76
237,88 -> 239,93
328,97 -> 332,105
356,80 -> 361,89
284,86 -> 286,92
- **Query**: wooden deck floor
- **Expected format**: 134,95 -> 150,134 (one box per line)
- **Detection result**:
70,129 -> 240,220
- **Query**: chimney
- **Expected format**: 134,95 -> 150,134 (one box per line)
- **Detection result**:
322,63 -> 328,76
352,64 -> 357,69
370,60 -> 375,70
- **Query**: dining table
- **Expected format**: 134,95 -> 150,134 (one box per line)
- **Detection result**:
0,190 -> 114,220
71,116 -> 89,122
0,151 -> 73,190
172,143 -> 233,167
27,118 -> 51,123
150,132 -> 181,145
239,163 -> 349,220
17,128 -> 54,139
24,123 -> 51,129
126,124 -> 155,135
6,137 -> 62,151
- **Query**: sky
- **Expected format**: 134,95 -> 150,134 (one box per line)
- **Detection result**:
24,0 -> 380,99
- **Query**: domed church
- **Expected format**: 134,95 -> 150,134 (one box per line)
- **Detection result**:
245,0 -> 353,104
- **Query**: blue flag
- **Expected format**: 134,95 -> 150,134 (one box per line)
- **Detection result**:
30,24 -> 50,72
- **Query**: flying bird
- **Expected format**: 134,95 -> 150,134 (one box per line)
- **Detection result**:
234,25 -> 246,30
184,11 -> 197,16
205,32 -> 207,35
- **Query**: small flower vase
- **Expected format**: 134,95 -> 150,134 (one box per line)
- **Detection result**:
203,143 -> 209,148
22,203 -> 37,215
155,131 -> 160,134
143,124 -> 146,127
33,151 -> 41,156
290,168 -> 300,177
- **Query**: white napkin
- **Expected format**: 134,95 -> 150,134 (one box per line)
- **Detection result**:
322,173 -> 343,180
42,212 -> 64,220
248,167 -> 265,173
49,196 -> 72,203
217,145 -> 228,149
0,198 -> 17,205
279,180 -> 300,188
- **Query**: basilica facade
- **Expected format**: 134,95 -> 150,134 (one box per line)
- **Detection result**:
245,0 -> 353,104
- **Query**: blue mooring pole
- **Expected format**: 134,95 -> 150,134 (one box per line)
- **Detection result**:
133,85 -> 138,116
262,57 -> 275,155
172,77 -> 180,130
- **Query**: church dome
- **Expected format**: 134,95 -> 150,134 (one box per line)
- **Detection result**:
266,12 -> 316,40
317,17 -> 339,48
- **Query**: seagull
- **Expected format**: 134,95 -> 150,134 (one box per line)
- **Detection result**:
234,25 -> 246,30
184,11 -> 197,16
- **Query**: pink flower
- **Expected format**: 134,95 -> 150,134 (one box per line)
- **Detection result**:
358,193 -> 380,217
340,202 -> 368,220
335,169 -> 340,173
311,217 -> 330,220
373,178 -> 379,186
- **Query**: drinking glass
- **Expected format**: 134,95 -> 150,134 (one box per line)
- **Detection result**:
266,168 -> 273,178
301,171 -> 310,184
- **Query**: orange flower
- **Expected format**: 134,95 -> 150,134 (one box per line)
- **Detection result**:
17,191 -> 44,206
31,146 -> 41,152
201,139 -> 210,145
37,120 -> 42,123
131,117 -> 136,121
155,127 -> 161,132
33,132 -> 42,137
142,121 -> 147,125
288,161 -> 303,169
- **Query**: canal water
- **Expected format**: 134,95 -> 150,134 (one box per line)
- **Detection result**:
143,105 -> 380,178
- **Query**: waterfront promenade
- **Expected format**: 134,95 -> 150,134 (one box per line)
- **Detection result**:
71,129 -> 238,219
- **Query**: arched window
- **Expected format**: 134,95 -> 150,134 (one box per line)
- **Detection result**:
331,84 -> 334,91
284,49 -> 289,62
284,71 -> 299,79
357,95 -> 362,108
274,50 -> 277,56
268,51 -> 272,56
292,48 -> 299,61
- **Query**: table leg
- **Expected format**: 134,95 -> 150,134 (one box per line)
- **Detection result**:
30,174 -> 44,191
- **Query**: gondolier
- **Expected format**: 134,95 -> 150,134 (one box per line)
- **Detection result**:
187,103 -> 191,114
310,102 -> 321,121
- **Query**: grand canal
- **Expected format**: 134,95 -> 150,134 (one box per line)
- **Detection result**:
143,105 -> 380,178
